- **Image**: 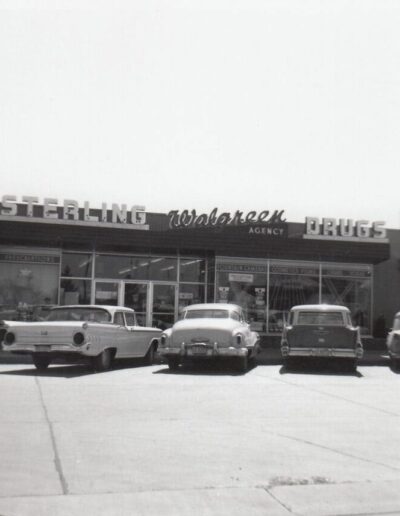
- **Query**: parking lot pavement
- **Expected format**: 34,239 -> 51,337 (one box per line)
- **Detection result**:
1,359 -> 400,515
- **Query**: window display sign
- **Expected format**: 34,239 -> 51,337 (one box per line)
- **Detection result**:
270,264 -> 319,276
228,273 -> 254,283
0,195 -> 148,230
0,253 -> 60,265
217,263 -> 268,274
218,286 -> 230,303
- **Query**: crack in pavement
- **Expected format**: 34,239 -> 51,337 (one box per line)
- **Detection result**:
262,486 -> 299,515
35,377 -> 69,495
255,371 -> 400,417
271,431 -> 400,472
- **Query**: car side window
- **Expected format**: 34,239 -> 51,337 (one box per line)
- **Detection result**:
114,312 -> 125,326
124,312 -> 136,326
231,311 -> 240,321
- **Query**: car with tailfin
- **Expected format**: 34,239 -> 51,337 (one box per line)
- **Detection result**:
1,305 -> 161,372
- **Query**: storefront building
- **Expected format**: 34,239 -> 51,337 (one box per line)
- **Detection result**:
0,195 -> 397,340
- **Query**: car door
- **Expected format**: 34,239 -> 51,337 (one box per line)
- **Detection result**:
123,311 -> 151,357
113,310 -> 132,358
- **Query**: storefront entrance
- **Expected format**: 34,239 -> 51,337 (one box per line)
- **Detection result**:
94,280 -> 178,329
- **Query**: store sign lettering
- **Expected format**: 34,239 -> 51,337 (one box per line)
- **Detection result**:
168,208 -> 286,229
305,217 -> 387,240
248,226 -> 285,236
0,195 -> 148,228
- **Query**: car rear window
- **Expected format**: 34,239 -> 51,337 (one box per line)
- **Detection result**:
185,310 -> 229,319
297,311 -> 345,326
47,308 -> 111,323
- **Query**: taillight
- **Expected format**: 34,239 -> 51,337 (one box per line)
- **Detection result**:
235,334 -> 242,346
73,332 -> 85,346
392,334 -> 400,353
4,332 -> 15,345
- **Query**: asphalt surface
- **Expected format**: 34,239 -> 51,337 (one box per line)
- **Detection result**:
1,352 -> 400,516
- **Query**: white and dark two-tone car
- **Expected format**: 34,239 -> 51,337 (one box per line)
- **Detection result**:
158,303 -> 260,372
281,304 -> 363,370
387,311 -> 400,369
1,305 -> 161,371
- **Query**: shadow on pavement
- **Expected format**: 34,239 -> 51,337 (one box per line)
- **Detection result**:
153,359 -> 257,376
0,357 -> 157,379
278,359 -> 364,378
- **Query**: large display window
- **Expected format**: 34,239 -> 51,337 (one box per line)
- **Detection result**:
215,262 -> 268,332
95,254 -> 178,281
321,265 -> 372,335
268,262 -> 320,333
0,248 -> 60,320
216,258 -> 373,335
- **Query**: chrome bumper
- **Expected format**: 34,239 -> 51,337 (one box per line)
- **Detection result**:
4,343 -> 91,356
159,344 -> 249,358
281,346 -> 363,359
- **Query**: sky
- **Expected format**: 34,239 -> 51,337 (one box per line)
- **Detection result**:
1,0 -> 400,228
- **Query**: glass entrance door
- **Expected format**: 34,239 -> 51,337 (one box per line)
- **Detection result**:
151,283 -> 178,330
121,281 -> 177,328
124,282 -> 149,326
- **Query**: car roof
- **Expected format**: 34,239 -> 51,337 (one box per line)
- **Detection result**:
290,304 -> 350,312
51,305 -> 135,314
184,303 -> 242,312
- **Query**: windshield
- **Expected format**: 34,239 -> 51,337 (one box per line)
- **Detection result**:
47,307 -> 111,323
297,311 -> 345,326
184,309 -> 229,319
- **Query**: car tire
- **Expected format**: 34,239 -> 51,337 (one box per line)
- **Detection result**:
391,357 -> 400,370
32,355 -> 51,371
144,343 -> 155,366
236,355 -> 248,373
92,349 -> 113,372
167,356 -> 180,370
283,356 -> 293,369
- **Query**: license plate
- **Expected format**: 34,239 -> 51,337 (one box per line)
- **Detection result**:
191,345 -> 207,355
316,348 -> 330,356
35,345 -> 51,352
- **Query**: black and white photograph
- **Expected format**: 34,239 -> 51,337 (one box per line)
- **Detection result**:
1,0 -> 400,514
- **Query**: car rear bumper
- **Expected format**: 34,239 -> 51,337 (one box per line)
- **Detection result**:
159,345 -> 249,358
4,344 -> 91,356
281,346 -> 363,358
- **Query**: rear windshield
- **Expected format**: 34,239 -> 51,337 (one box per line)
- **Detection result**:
297,311 -> 345,326
184,309 -> 229,319
47,308 -> 111,323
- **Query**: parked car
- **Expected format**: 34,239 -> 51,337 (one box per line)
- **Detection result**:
386,311 -> 400,369
281,304 -> 363,370
1,305 -> 161,372
158,303 -> 260,372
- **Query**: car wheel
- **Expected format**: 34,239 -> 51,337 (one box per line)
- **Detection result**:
92,349 -> 113,372
144,343 -> 155,366
32,355 -> 51,371
391,357 -> 400,370
236,355 -> 248,373
167,357 -> 180,370
283,356 -> 293,369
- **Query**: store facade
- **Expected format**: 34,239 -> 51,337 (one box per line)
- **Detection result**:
0,196 -> 395,339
